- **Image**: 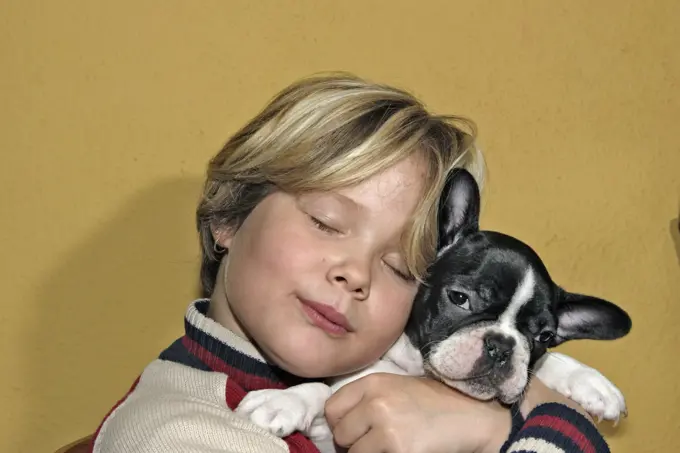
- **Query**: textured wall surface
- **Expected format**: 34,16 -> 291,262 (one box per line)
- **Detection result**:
1,1 -> 678,452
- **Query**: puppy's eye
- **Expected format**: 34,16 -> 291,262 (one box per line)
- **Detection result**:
447,290 -> 470,310
536,331 -> 555,344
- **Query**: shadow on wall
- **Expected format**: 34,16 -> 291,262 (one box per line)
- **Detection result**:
20,177 -> 205,452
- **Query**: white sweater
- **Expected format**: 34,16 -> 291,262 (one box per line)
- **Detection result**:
91,299 -> 320,453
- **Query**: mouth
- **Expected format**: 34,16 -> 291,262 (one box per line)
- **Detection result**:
426,362 -> 522,403
299,298 -> 354,336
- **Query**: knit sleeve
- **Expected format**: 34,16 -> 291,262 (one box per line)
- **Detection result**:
500,403 -> 610,453
91,360 -> 297,453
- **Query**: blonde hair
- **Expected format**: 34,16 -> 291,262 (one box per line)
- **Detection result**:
196,73 -> 485,295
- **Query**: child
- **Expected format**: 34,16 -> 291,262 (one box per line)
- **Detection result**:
90,74 -> 611,453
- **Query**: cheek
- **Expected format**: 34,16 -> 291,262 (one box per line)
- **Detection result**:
363,285 -> 415,349
427,328 -> 487,379
223,221 -> 318,321
240,221 -> 319,277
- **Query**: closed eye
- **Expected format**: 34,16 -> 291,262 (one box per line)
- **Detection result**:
309,215 -> 340,234
385,262 -> 415,283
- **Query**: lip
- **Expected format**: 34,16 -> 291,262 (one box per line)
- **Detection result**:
299,298 -> 354,335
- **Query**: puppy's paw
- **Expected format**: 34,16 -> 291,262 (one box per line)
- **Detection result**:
556,366 -> 627,424
236,389 -> 312,437
305,416 -> 334,443
534,352 -> 627,424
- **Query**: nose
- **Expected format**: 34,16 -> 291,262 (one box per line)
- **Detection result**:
483,333 -> 515,365
329,259 -> 371,300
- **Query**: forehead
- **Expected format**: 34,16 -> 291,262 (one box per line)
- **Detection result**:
441,241 -> 554,304
334,154 -> 427,224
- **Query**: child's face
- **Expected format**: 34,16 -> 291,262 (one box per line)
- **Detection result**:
213,155 -> 427,378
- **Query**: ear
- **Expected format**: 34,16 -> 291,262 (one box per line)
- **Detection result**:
552,288 -> 632,346
438,168 -> 481,248
212,225 -> 235,250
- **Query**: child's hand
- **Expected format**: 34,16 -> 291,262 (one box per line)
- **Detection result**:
324,373 -> 511,453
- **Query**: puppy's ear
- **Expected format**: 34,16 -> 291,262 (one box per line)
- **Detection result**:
438,169 -> 481,248
552,288 -> 632,346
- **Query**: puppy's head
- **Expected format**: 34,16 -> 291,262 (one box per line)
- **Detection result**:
405,169 -> 632,404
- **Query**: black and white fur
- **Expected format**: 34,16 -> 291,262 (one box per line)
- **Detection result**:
236,169 -> 632,452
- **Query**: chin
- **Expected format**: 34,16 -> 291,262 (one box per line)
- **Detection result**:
274,352 -> 343,378
259,334 -> 344,378
444,378 -> 497,401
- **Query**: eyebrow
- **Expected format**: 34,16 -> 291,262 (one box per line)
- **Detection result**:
309,192 -> 363,215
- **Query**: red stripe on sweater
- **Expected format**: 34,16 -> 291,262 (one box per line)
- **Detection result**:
225,377 -> 247,409
183,336 -> 288,390
523,415 -> 596,453
88,376 -> 141,453
284,432 -> 323,453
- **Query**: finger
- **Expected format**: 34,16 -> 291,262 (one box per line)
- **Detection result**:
325,379 -> 371,428
347,428 -> 389,453
330,398 -> 373,448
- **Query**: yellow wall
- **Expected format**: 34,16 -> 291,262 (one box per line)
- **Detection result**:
2,1 -> 678,451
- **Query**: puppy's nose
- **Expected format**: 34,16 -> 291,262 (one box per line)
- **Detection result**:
483,333 -> 515,364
